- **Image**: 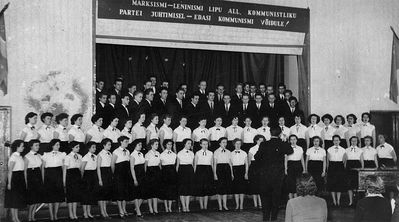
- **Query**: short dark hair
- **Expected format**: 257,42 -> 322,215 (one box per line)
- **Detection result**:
334,115 -> 346,125
296,173 -> 318,196
182,138 -> 193,147
49,139 -> 61,150
361,112 -> 372,121
332,135 -> 341,141
71,114 -> 83,125
133,90 -> 143,97
25,112 -> 38,124
163,139 -> 174,148
28,139 -> 40,149
218,137 -> 228,144
86,141 -> 97,150
101,138 -> 112,147
288,96 -> 298,103
91,113 -> 102,124
349,136 -> 359,146
11,140 -> 24,152
312,136 -> 323,146
69,141 -> 80,150
144,88 -> 153,96
308,114 -> 320,124
232,138 -> 242,145
364,175 -> 385,194
207,91 -> 215,96
289,134 -> 298,141
346,114 -> 358,123
159,87 -> 168,93
253,135 -> 266,143
278,83 -> 286,88
40,112 -> 53,123
114,78 -> 123,84
321,114 -> 333,123
118,136 -> 129,144
55,113 -> 69,124
284,89 -> 293,95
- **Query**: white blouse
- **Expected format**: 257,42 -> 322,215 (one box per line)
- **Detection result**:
345,146 -> 363,160
160,150 -> 176,165
174,126 -> 192,142
103,126 -> 121,143
307,125 -> 323,138
334,125 -> 348,139
322,125 -> 336,140
243,127 -> 257,143
195,150 -> 213,165
257,126 -> 271,141
306,147 -> 326,161
327,146 -> 346,161
360,123 -> 375,138
8,152 -> 24,171
121,128 -> 133,144
230,149 -> 247,166
177,149 -> 194,165
362,146 -> 377,161
132,123 -> 146,139
86,125 -> 104,143
214,147 -> 231,164
146,123 -> 159,140
145,150 -> 161,167
376,143 -> 395,159
64,152 -> 82,169
248,144 -> 260,161
42,151 -> 66,167
346,124 -> 360,138
24,151 -> 42,168
113,147 -> 130,163
160,124 -> 173,140
226,125 -> 243,141
279,126 -> 290,141
68,125 -> 85,142
98,149 -> 112,167
131,150 -> 145,165
38,125 -> 55,143
192,127 -> 210,142
82,153 -> 97,170
209,126 -> 227,141
54,125 -> 69,141
289,124 -> 307,139
21,124 -> 39,142
287,146 -> 304,161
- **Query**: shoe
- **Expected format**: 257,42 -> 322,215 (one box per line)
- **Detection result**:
136,214 -> 143,218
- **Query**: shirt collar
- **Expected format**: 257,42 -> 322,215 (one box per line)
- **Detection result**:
27,123 -> 33,128
29,151 -> 37,155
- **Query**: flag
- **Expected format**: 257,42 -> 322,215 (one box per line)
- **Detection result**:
389,28 -> 399,103
0,3 -> 9,96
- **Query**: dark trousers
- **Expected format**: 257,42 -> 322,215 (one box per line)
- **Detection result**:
259,171 -> 284,221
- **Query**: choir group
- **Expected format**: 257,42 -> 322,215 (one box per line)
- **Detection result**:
4,78 -> 398,222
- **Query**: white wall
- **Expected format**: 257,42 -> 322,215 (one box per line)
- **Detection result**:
309,0 -> 399,117
0,0 -> 93,140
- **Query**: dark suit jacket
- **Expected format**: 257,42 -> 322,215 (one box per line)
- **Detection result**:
264,103 -> 281,126
154,98 -> 168,117
141,99 -> 154,117
215,94 -> 224,106
215,103 -> 239,127
103,103 -> 116,128
231,93 -> 243,106
284,108 -> 305,127
354,196 -> 392,222
237,102 -> 256,127
194,90 -> 208,103
184,103 -> 200,130
115,105 -> 130,130
96,101 -> 106,116
199,101 -> 216,128
129,100 -> 142,121
167,98 -> 185,129
252,102 -> 267,128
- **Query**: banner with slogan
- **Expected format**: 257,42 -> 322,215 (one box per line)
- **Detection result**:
97,0 -> 309,33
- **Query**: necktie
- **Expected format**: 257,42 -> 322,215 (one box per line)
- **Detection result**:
247,128 -> 250,132
222,149 -> 226,153
203,151 -> 206,156
225,104 -> 228,113
314,148 -> 318,154
296,125 -> 300,132
381,145 -> 385,148
53,151 -> 57,156
112,128 -> 116,131
138,152 -> 142,156
219,95 -> 222,101
91,154 -> 95,161
291,108 -> 294,113
77,127 -> 81,130
201,130 -> 205,134
281,126 -> 284,131
98,127 -> 101,132
244,104 -> 247,111
325,127 -> 328,132
155,127 -> 158,133
257,104 -> 260,110
186,150 -> 189,153
233,127 -> 237,132
263,128 -> 266,132
210,102 -> 214,110
216,128 -> 220,131
162,99 -> 166,105
271,104 -> 274,108
179,100 -> 182,108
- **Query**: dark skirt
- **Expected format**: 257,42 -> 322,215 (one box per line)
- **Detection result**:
38,143 -> 50,155
82,170 -> 98,205
66,168 -> 82,203
327,161 -> 347,192
143,166 -> 162,199
307,160 -> 324,191
346,160 -> 361,190
193,165 -> 215,196
4,171 -> 26,209
324,140 -> 333,150
113,161 -> 131,201
232,165 -> 247,194
177,164 -> 194,196
215,163 -> 232,195
242,143 -> 254,153
98,167 -> 113,201
364,160 -> 377,168
59,141 -> 70,153
160,165 -> 178,200
378,158 -> 395,168
286,160 -> 303,193
26,167 -> 44,204
175,142 -> 184,153
44,167 -> 65,203
132,164 -> 145,200
297,139 -> 307,154
340,139 -> 348,148
210,141 -> 219,152
248,161 -> 259,195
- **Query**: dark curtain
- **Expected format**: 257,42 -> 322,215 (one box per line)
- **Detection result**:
96,44 -> 284,93
297,33 -> 310,118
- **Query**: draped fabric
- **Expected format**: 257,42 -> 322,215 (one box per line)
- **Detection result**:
297,33 -> 310,118
96,44 -> 285,93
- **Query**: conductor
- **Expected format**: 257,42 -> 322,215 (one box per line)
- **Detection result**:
254,126 -> 293,221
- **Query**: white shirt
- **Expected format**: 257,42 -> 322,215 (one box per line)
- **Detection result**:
42,151 -> 66,167
209,126 -> 227,141
132,123 -> 146,139
8,152 -> 24,171
257,126 -> 271,141
160,124 -> 173,140
121,128 -> 133,143
131,150 -> 145,165
362,146 -> 377,161
287,146 -> 304,161
376,143 -> 395,159
307,124 -> 323,138
230,149 -> 247,166
21,123 -> 39,142
196,150 -> 213,165
345,146 -> 363,160
146,123 -> 159,140
174,126 -> 192,142
86,125 -> 104,143
177,149 -> 194,165
289,124 -> 307,139
68,125 -> 85,142
306,147 -> 326,161
38,125 -> 55,143
360,122 -> 375,138
248,144 -> 259,161
322,125 -> 336,140
243,126 -> 257,143
346,124 -> 360,138
214,147 -> 231,164
145,150 -> 161,167
226,125 -> 243,141
192,127 -> 210,142
98,149 -> 112,167
54,125 -> 69,141
82,153 -> 97,170
113,147 -> 130,163
160,150 -> 176,165
24,151 -> 42,168
334,125 -> 348,139
103,126 -> 121,143
64,152 -> 82,169
327,146 -> 346,161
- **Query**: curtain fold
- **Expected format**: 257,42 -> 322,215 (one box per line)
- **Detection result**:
297,32 -> 310,118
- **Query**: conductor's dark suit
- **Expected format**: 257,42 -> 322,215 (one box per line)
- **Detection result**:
254,137 -> 293,221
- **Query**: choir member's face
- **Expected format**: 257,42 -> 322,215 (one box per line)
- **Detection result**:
262,118 -> 269,126
111,118 -> 119,127
244,84 -> 250,92
255,96 -> 262,103
121,139 -> 129,148
152,116 -> 159,125
323,118 -> 330,126
164,117 -> 171,126
362,115 -> 370,123
184,141 -> 192,149
97,81 -> 104,90
144,81 -> 152,89
242,96 -> 249,104
235,85 -> 243,93
350,138 -> 358,146
335,117 -> 342,126
150,77 -> 156,86
114,81 -> 122,91
234,141 -> 242,149
53,142 -> 60,151
199,81 -> 207,90
176,91 -> 184,100
160,90 -> 168,100
76,117 -> 83,126
199,119 -> 206,127
223,96 -> 231,104
139,114 -> 146,122
122,96 -> 130,106
181,85 -> 188,92
192,96 -> 199,105
125,120 -> 132,129
220,139 -> 227,148
96,118 -> 103,127
100,95 -> 107,103
278,86 -> 285,94
31,142 -> 40,152
152,141 -> 159,150
89,145 -> 96,153
333,137 -> 340,145
135,142 -> 142,151
313,139 -> 320,147
147,91 -> 154,101
207,92 -> 215,101
215,118 -> 222,126
60,118 -> 68,127
72,145 -> 79,153
289,100 -> 297,108
311,116 -> 317,125
217,86 -> 224,94
378,135 -> 385,144
294,116 -> 301,125
129,85 -> 136,94
17,143 -> 24,153
135,93 -> 143,102
365,138 -> 372,146
266,86 -> 274,94
200,141 -> 209,149
259,85 -> 266,93
285,92 -> 292,100
250,85 -> 256,93
268,95 -> 275,103
104,142 -> 111,151
44,116 -> 52,125
162,82 -> 169,88
245,118 -> 252,126
290,136 -> 297,145
232,118 -> 238,126
109,95 -> 117,104
278,118 -> 285,126
30,115 -> 38,125
180,118 -> 187,126
347,116 -> 354,125
165,142 -> 173,150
